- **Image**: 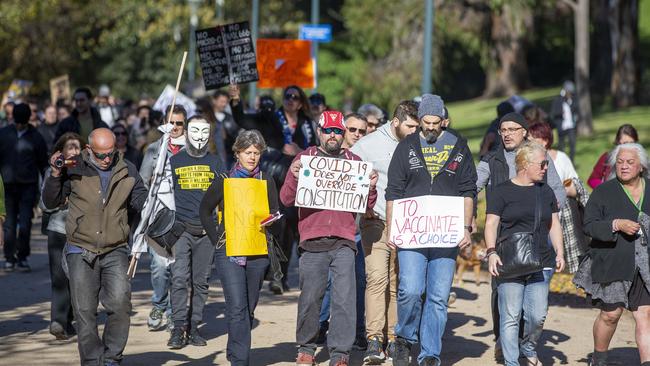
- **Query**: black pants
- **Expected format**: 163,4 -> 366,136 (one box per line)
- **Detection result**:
215,247 -> 269,365
3,183 -> 38,262
48,230 -> 74,329
557,128 -> 577,161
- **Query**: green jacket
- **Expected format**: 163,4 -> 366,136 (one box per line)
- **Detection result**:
42,150 -> 147,254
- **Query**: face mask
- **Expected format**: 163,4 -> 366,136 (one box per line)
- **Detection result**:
187,121 -> 210,150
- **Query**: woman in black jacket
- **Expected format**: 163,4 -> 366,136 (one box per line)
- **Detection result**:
199,130 -> 281,366
574,143 -> 650,366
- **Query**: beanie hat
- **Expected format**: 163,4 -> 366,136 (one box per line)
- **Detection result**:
417,94 -> 445,120
13,103 -> 31,124
499,112 -> 528,130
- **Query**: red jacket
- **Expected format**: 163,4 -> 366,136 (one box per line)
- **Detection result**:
280,146 -> 377,244
588,152 -> 611,189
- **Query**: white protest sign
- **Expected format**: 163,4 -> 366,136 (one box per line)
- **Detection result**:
295,155 -> 373,213
390,195 -> 464,249
153,85 -> 197,118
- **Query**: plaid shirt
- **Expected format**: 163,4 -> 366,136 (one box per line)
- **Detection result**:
560,178 -> 589,273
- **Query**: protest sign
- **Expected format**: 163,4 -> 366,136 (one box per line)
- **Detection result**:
49,75 -> 70,105
389,195 -> 464,249
3,79 -> 33,102
224,178 -> 269,257
152,85 -> 197,118
256,39 -> 314,89
196,21 -> 259,90
296,155 -> 373,213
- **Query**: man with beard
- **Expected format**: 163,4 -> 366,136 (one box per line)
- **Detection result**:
167,115 -> 225,349
385,94 -> 477,366
281,111 -> 378,366
42,128 -> 147,365
350,101 -> 420,363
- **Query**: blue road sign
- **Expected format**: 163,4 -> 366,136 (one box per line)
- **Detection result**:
299,24 -> 332,43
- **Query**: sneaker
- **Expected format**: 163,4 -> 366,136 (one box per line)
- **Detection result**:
270,280 -> 283,295
166,315 -> 174,333
386,339 -> 396,361
50,321 -> 69,340
188,328 -> 207,346
494,342 -> 504,363
330,355 -> 349,366
363,336 -> 386,364
391,337 -> 411,366
16,260 -> 31,272
419,357 -> 441,366
315,321 -> 328,345
167,327 -> 187,349
4,261 -> 15,272
148,307 -> 166,331
353,335 -> 368,350
296,351 -> 316,365
448,291 -> 457,305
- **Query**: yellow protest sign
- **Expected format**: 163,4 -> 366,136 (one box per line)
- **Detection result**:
224,178 -> 269,256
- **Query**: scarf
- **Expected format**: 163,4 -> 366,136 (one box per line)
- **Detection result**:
227,162 -> 262,266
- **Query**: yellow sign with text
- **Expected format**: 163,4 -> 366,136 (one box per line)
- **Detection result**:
224,178 -> 269,256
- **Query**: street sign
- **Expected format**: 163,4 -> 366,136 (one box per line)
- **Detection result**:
299,24 -> 332,43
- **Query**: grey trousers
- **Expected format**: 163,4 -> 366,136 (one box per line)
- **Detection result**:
297,246 -> 356,358
67,246 -> 131,366
170,232 -> 214,328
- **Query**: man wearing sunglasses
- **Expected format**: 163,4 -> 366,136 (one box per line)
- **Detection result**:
342,113 -> 368,149
281,110 -> 378,366
139,105 -> 187,333
43,127 -> 147,366
475,111 -> 566,362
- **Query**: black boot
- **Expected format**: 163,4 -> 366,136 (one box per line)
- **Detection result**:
167,326 -> 187,349
188,326 -> 207,346
590,351 -> 607,366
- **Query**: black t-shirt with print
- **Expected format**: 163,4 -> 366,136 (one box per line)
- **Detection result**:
487,180 -> 559,267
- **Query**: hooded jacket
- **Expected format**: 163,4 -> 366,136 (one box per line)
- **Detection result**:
42,150 -> 147,254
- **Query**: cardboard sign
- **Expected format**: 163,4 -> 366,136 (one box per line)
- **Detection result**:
296,155 -> 373,213
49,75 -> 70,105
196,21 -> 259,90
390,195 -> 464,249
256,39 -> 314,89
152,85 -> 197,118
224,178 -> 269,256
5,79 -> 33,101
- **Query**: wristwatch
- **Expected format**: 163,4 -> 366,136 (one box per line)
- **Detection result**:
464,225 -> 473,233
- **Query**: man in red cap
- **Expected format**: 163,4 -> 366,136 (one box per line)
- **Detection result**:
281,110 -> 378,366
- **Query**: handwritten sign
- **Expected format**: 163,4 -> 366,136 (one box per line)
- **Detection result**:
196,21 -> 259,90
390,195 -> 464,249
256,39 -> 314,89
296,156 -> 373,213
49,75 -> 70,105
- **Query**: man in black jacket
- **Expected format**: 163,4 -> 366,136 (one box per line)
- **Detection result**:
55,87 -> 107,143
385,94 -> 476,366
0,103 -> 48,271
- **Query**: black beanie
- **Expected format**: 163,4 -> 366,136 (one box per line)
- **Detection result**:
13,103 -> 31,124
499,112 -> 528,130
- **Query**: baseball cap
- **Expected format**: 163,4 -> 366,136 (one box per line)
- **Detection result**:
319,110 -> 345,130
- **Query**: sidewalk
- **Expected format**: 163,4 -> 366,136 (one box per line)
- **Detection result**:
0,233 -> 640,365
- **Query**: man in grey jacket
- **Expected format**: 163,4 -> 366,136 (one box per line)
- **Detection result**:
350,100 -> 419,363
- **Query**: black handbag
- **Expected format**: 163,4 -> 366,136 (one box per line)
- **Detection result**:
496,184 -> 544,279
146,207 -> 185,254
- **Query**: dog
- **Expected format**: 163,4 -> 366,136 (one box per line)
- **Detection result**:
455,236 -> 487,287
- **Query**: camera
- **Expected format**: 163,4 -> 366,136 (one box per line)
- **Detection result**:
54,156 -> 75,168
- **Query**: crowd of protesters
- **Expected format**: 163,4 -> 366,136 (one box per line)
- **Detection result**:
0,80 -> 648,366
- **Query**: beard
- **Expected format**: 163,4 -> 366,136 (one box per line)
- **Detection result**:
323,138 -> 343,155
186,140 -> 208,157
423,129 -> 439,144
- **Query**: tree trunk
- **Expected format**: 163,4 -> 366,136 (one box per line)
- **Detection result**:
609,0 -> 639,108
575,0 -> 593,135
483,2 -> 532,97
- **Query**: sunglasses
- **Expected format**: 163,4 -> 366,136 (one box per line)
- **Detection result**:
284,94 -> 300,101
91,149 -> 115,160
168,120 -> 184,127
531,159 -> 549,169
347,127 -> 367,135
321,127 -> 345,135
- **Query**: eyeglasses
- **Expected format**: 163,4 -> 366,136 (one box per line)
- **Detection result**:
284,94 -> 300,101
530,159 -> 549,169
498,127 -> 524,136
321,127 -> 344,135
168,120 -> 184,127
347,127 -> 367,135
91,149 -> 115,161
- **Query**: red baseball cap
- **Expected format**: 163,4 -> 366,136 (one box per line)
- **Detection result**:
318,110 -> 345,130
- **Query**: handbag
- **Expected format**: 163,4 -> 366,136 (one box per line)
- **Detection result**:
146,207 -> 185,254
496,184 -> 544,279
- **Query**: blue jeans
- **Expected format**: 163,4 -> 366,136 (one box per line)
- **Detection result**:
149,247 -> 171,313
319,238 -> 366,338
497,269 -> 553,365
395,248 -> 456,363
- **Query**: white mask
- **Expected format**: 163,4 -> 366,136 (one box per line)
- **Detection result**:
187,120 -> 210,150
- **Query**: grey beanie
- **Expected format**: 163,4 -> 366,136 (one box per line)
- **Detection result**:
417,94 -> 445,120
